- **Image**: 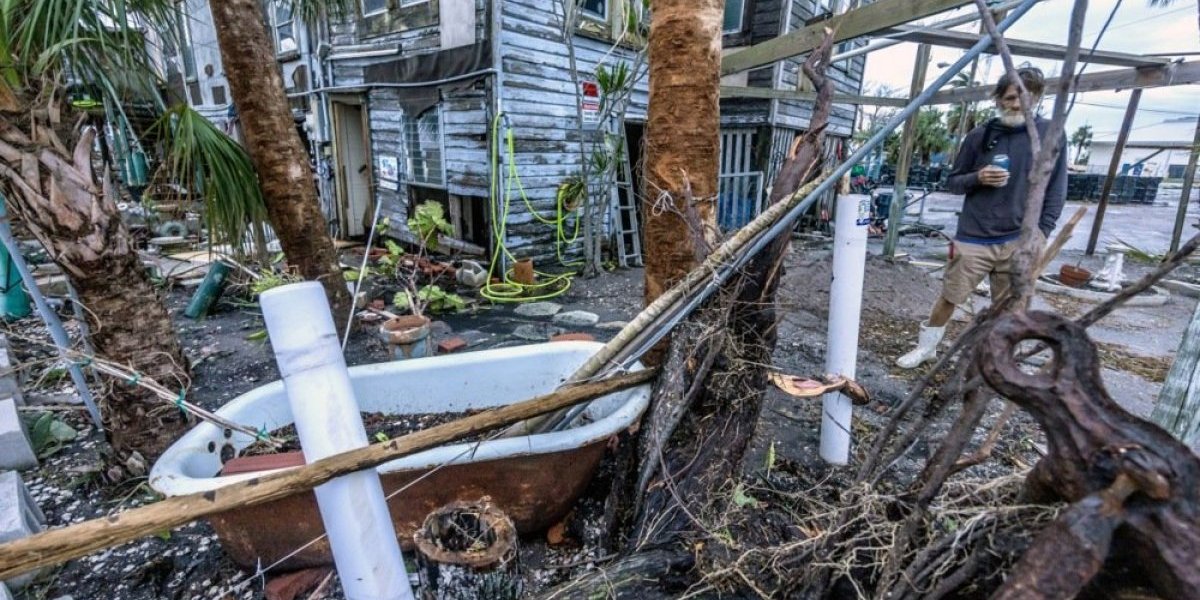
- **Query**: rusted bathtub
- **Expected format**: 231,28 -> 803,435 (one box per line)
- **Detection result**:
149,341 -> 649,569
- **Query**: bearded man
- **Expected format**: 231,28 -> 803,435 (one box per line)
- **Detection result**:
897,67 -> 1067,369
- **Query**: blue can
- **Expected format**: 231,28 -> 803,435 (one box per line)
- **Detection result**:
991,153 -> 1011,171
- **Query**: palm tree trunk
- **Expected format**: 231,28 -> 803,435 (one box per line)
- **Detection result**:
640,0 -> 722,364
0,115 -> 190,461
207,0 -> 351,323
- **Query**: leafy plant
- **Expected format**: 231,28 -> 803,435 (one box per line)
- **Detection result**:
150,105 -> 270,258
394,285 -> 465,315
407,201 -> 453,251
249,270 -> 299,297
22,412 -> 77,458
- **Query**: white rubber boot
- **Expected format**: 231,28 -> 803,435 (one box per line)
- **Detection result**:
896,321 -> 946,369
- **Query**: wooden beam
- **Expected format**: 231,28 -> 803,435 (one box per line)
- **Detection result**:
929,61 -> 1200,104
1169,116 -> 1200,254
720,0 -> 972,75
719,85 -> 908,107
0,369 -> 659,581
886,26 -> 1171,69
1086,89 -> 1142,256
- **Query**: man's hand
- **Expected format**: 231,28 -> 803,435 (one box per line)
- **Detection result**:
978,165 -> 1010,188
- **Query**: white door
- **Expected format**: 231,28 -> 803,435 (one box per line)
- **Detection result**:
333,100 -> 372,237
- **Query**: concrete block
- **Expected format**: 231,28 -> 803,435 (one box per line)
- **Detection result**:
0,399 -> 37,471
0,470 -> 46,589
0,335 -> 24,407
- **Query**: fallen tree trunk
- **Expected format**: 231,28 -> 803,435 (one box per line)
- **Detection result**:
979,311 -> 1200,599
0,368 -> 657,581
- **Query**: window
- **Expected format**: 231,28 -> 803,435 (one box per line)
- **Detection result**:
272,1 -> 297,54
406,106 -> 445,187
723,0 -> 745,33
581,0 -> 606,20
362,0 -> 386,16
1169,164 -> 1187,179
175,9 -> 197,80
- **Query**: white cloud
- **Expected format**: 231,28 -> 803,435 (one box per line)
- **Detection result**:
861,0 -> 1199,135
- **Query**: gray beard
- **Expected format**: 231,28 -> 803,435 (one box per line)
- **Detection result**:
999,113 -> 1026,127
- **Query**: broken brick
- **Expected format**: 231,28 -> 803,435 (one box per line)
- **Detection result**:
264,567 -> 332,600
551,332 -> 595,343
437,337 -> 468,354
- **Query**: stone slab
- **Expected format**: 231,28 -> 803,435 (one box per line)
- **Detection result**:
0,470 -> 46,588
514,302 -> 562,318
513,323 -> 564,342
0,336 -> 22,407
553,310 -> 600,328
0,399 -> 36,471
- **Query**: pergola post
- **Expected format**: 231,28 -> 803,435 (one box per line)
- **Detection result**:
884,43 -> 931,258
1086,88 -> 1142,256
1169,115 -> 1200,255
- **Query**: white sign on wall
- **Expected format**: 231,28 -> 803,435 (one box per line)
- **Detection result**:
378,156 -> 399,191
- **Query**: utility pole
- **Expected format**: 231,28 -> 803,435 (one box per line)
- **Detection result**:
884,43 -> 931,258
1086,88 -> 1142,256
1169,115 -> 1200,255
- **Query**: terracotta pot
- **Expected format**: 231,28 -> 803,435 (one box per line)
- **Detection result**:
379,315 -> 433,360
512,259 -> 535,286
1059,264 -> 1092,288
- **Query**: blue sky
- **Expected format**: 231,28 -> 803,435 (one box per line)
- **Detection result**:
862,0 -> 1199,138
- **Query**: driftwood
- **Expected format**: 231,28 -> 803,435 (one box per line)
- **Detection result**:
0,368 -> 657,581
979,311 -> 1200,599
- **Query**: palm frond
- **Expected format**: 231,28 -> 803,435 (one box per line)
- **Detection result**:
286,0 -> 352,27
150,104 -> 269,257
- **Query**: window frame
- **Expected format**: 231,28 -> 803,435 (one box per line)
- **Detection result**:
399,0 -> 429,6
405,105 -> 447,189
360,0 -> 387,17
723,0 -> 746,34
580,0 -> 607,22
266,0 -> 298,56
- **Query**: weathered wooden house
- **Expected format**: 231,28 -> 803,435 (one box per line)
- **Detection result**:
167,0 -> 864,261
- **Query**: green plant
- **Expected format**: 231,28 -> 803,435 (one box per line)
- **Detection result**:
150,105 -> 270,257
408,201 -> 453,251
21,412 -> 77,458
249,269 -> 300,297
394,285 -> 465,315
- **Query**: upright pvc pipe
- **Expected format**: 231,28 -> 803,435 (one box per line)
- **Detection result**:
260,282 -> 415,600
820,196 -> 869,465
0,199 -> 101,427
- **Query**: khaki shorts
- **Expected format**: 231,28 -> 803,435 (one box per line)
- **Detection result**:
941,233 -> 1044,305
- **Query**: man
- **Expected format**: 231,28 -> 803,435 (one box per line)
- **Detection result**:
897,67 -> 1067,369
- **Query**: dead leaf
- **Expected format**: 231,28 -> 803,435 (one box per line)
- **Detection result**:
546,520 -> 568,546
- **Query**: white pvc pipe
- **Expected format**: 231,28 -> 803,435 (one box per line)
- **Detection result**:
260,282 -> 415,600
820,195 -> 870,465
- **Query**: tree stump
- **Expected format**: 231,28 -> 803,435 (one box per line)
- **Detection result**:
413,499 -> 521,600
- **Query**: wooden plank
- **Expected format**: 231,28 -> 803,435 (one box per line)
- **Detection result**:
929,60 -> 1200,104
886,25 -> 1171,68
721,85 -> 908,107
720,0 -> 971,75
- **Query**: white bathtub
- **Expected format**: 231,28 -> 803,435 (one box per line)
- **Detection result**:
149,341 -> 650,568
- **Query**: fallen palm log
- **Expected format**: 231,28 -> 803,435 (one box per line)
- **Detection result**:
979,311 -> 1200,599
0,368 -> 657,581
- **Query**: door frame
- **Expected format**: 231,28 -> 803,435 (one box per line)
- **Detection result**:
330,95 -> 374,238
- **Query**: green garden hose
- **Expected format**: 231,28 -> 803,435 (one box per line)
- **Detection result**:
481,113 -> 581,303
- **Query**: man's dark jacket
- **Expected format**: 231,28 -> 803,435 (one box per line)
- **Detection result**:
946,117 -> 1068,242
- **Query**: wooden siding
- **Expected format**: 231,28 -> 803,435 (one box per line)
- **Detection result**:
773,0 -> 864,136
497,0 -> 650,260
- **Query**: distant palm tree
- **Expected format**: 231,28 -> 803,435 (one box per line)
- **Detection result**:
1146,0 -> 1199,42
1070,124 -> 1094,165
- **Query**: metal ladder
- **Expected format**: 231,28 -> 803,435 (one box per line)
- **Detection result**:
611,131 -> 643,268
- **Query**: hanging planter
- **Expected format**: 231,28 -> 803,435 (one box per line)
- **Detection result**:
379,315 -> 433,360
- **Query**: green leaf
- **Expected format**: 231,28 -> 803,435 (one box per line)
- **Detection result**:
373,432 -> 389,443
407,201 -> 453,250
765,440 -> 776,475
245,329 -> 268,342
732,484 -> 761,509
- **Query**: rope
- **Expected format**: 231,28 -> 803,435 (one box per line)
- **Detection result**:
480,113 -> 579,303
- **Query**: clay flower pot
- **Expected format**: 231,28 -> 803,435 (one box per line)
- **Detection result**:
512,259 -> 536,286
379,315 -> 433,360
1059,264 -> 1092,288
